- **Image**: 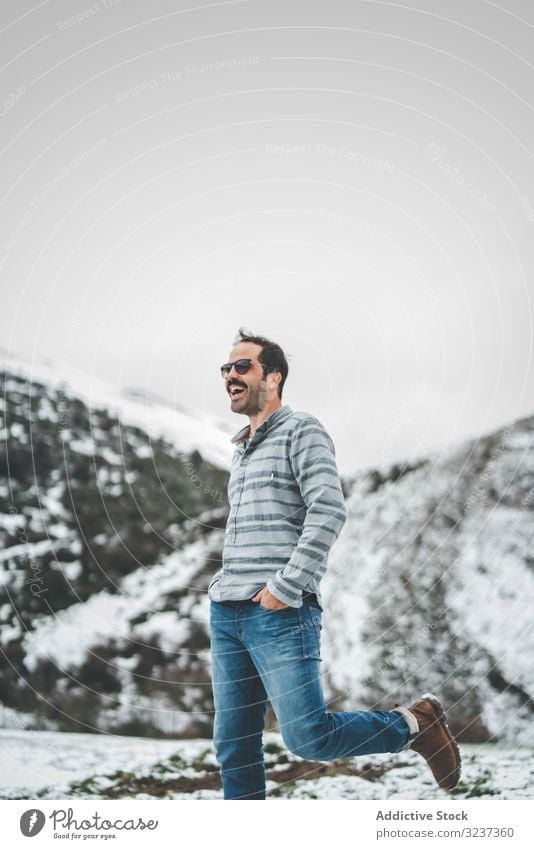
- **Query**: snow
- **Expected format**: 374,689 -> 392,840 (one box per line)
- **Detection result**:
68,437 -> 95,455
0,705 -> 57,733
21,534 -> 219,671
320,427 -> 534,747
1,346 -> 234,470
55,560 -> 82,580
450,522 -> 534,695
3,347 -> 534,772
132,612 -> 191,653
0,511 -> 24,534
0,730 -> 532,801
0,729 -> 196,796
0,538 -> 56,564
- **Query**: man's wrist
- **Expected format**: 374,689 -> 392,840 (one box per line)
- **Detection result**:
266,577 -> 303,608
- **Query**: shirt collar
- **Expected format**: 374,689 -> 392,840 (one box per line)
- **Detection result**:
230,404 -> 293,445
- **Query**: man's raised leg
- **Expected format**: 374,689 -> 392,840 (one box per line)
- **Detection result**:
243,599 -> 412,762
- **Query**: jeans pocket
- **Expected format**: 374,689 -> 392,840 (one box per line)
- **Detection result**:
261,606 -> 296,617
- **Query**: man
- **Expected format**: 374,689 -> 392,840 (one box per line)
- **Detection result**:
208,327 -> 461,800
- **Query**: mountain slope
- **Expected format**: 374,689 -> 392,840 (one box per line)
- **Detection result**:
1,357 -> 230,735
0,347 -> 234,469
321,418 -> 534,745
1,354 -> 533,744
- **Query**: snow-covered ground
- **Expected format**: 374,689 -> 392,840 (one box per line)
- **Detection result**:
0,729 -> 188,798
0,730 -> 532,801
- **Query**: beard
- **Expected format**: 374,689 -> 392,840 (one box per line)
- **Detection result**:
230,379 -> 269,414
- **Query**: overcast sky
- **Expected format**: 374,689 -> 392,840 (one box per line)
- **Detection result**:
1,0 -> 533,473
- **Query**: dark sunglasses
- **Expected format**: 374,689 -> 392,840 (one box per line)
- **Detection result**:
220,358 -> 254,379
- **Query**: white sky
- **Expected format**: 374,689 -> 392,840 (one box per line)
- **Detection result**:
1,0 -> 533,473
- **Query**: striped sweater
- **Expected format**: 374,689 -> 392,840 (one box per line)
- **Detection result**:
207,404 -> 347,609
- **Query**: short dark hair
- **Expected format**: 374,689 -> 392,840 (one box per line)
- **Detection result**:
233,327 -> 289,399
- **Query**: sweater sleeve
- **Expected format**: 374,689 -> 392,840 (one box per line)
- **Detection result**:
266,417 -> 348,607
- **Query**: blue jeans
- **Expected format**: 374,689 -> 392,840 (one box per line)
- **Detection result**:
209,595 -> 411,799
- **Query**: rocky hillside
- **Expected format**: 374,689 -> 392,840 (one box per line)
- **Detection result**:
1,354 -> 533,744
0,355 -> 230,737
322,416 -> 534,746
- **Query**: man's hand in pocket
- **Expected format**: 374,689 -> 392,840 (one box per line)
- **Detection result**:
251,587 -> 290,610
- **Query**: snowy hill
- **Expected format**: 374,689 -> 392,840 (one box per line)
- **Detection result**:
321,418 -> 534,747
1,352 -> 533,747
0,347 -> 234,470
0,353 -> 231,736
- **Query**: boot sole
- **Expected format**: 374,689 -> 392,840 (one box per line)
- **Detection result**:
417,692 -> 462,790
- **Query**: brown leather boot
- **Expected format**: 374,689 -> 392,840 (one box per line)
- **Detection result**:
392,693 -> 462,790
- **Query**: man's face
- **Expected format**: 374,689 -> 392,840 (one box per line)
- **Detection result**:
224,342 -> 279,415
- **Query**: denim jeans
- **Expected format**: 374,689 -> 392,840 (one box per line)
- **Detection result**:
209,594 -> 412,799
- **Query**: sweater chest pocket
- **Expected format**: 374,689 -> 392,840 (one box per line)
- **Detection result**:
249,464 -> 284,491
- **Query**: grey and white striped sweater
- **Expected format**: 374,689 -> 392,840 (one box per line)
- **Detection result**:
207,404 -> 347,609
